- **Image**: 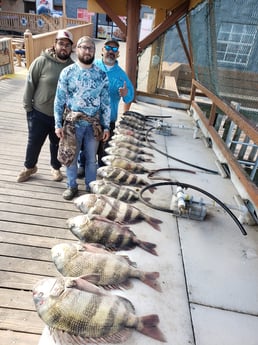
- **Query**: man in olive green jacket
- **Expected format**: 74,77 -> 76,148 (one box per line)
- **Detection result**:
17,30 -> 74,183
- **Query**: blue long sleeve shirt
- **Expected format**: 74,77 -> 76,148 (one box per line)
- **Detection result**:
54,62 -> 111,129
94,59 -> 134,122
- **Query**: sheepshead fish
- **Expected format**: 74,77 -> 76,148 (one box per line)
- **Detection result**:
74,193 -> 162,231
118,121 -> 147,132
109,140 -> 154,155
112,134 -> 150,147
33,276 -> 166,344
120,114 -> 149,125
51,243 -> 161,291
67,214 -> 158,255
97,166 -> 151,187
89,179 -> 139,202
123,110 -> 147,120
114,127 -> 151,141
101,155 -> 151,174
105,146 -> 153,162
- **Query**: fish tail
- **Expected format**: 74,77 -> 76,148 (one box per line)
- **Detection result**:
138,240 -> 158,256
145,215 -> 162,231
137,314 -> 167,342
141,271 -> 162,292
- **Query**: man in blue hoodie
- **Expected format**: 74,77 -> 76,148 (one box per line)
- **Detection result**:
77,38 -> 134,176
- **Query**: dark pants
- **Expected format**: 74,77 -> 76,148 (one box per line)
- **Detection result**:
24,109 -> 61,170
97,121 -> 116,167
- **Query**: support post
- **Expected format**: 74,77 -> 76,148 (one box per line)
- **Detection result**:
125,0 -> 140,101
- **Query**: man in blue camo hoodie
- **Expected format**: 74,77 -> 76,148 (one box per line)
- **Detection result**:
54,36 -> 111,200
77,38 -> 134,176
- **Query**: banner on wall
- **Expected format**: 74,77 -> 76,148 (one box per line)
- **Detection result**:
77,9 -> 95,22
36,0 -> 53,15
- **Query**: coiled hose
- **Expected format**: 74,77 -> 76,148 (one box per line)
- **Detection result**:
139,181 -> 247,236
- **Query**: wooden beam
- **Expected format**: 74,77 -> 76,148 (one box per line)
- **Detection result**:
125,0 -> 141,94
176,21 -> 191,67
95,0 -> 127,35
192,80 -> 258,139
138,1 -> 189,52
62,0 -> 66,17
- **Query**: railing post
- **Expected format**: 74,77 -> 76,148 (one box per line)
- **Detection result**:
24,29 -> 33,70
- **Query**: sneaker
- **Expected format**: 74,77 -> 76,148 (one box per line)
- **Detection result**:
77,167 -> 85,179
51,168 -> 63,182
17,166 -> 37,182
62,187 -> 78,200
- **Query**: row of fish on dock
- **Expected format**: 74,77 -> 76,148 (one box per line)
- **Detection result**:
33,111 -> 167,344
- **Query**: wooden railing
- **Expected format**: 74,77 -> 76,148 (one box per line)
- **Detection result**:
0,11 -> 88,35
24,23 -> 93,68
191,80 -> 258,214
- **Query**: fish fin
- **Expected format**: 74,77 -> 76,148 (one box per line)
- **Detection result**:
52,328 -> 133,345
145,215 -> 163,231
102,280 -> 133,290
137,240 -> 158,255
68,276 -> 107,295
118,243 -> 137,251
137,314 -> 167,342
90,214 -> 118,224
82,242 -> 109,254
140,196 -> 151,203
117,255 -> 137,267
120,279 -> 133,289
141,272 -> 162,292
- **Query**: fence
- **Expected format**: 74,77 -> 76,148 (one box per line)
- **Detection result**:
191,80 -> 258,214
0,11 -> 88,35
24,23 -> 93,68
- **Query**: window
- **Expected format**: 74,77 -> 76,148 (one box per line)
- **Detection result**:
217,23 -> 257,66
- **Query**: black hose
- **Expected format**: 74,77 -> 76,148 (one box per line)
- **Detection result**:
139,181 -> 247,236
146,126 -> 219,175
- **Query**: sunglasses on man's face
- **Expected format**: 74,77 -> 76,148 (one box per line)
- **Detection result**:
105,45 -> 119,53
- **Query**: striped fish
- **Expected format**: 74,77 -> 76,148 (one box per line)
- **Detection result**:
51,243 -> 161,291
33,276 -> 166,343
101,155 -> 151,173
123,110 -> 148,120
112,134 -> 150,147
74,193 -> 162,231
67,214 -> 157,255
120,114 -> 149,125
97,166 -> 151,187
105,146 -> 153,162
89,179 -> 139,202
109,140 -> 154,155
114,126 -> 154,142
118,121 -> 147,131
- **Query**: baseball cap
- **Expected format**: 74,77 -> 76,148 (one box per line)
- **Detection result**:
56,30 -> 73,44
77,36 -> 95,47
104,38 -> 119,47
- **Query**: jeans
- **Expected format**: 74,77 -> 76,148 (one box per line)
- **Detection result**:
25,109 -> 61,170
66,124 -> 98,190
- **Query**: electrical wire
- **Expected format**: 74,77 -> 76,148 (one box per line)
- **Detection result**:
139,181 -> 247,236
146,126 -> 219,175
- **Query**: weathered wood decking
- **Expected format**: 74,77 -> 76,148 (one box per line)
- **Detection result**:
1,70 -> 258,345
0,75 -> 82,344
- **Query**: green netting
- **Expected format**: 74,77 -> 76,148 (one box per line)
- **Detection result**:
189,0 -> 258,125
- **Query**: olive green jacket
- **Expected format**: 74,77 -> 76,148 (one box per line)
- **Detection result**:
23,48 -> 74,116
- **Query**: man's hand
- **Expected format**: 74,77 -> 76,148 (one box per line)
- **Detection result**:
55,127 -> 64,139
119,81 -> 128,98
102,130 -> 110,142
